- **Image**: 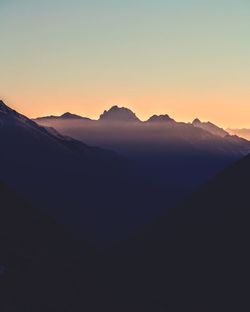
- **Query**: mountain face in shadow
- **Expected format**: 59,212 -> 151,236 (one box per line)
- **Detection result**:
0,181 -> 99,312
0,101 -> 173,246
103,154 -> 250,311
35,105 -> 250,191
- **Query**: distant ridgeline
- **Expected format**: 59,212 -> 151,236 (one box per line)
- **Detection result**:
35,104 -> 250,189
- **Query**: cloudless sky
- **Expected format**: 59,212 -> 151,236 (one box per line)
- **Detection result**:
0,0 -> 249,127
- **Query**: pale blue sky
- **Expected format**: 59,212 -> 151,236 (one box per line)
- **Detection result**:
0,0 -> 249,127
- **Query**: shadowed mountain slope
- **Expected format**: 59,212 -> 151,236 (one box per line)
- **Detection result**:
103,154 -> 250,311
0,101 -> 170,246
0,181 -> 99,312
2,153 -> 250,311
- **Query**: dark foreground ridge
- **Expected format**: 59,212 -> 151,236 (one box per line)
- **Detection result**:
104,154 -> 250,311
1,151 -> 250,311
0,182 -> 97,312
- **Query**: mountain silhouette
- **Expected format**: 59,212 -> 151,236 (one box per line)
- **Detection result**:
146,114 -> 175,123
2,100 -> 250,245
99,105 -> 140,122
35,106 -> 250,191
35,106 -> 249,159
0,100 -> 173,246
192,118 -> 229,137
35,111 -> 90,121
104,154 -> 250,311
2,99 -> 250,311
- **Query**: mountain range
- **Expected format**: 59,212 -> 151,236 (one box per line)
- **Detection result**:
36,111 -> 90,121
0,100 -> 172,246
35,105 -> 250,190
35,105 -> 249,156
1,100 -> 250,311
2,100 -> 250,249
1,100 -> 250,310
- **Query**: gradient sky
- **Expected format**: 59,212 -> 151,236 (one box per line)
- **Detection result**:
0,0 -> 249,127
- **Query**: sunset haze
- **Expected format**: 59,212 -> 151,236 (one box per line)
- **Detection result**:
1,0 -> 249,127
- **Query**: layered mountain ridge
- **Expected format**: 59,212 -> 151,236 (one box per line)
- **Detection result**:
0,100 -> 173,246
34,104 -> 238,140
104,152 -> 250,311
33,103 -> 250,194
34,104 -> 250,159
2,100 -> 250,247
1,100 -> 250,311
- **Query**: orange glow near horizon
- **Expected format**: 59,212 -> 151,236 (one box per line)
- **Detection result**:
1,1 -> 250,129
2,89 -> 250,129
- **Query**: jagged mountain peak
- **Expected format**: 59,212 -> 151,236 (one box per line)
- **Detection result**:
192,118 -> 228,137
99,105 -> 140,122
192,118 -> 201,124
147,114 -> 175,123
